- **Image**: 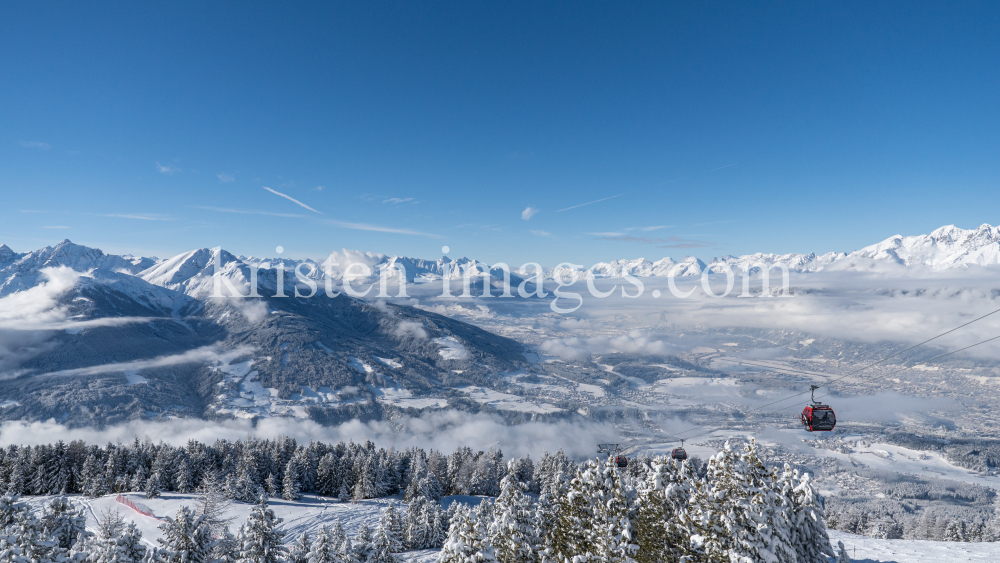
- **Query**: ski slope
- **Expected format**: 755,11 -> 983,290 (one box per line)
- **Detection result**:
828,530 -> 1000,562
23,493 -> 487,562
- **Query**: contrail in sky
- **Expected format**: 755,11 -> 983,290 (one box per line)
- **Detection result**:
557,193 -> 627,213
263,187 -> 323,214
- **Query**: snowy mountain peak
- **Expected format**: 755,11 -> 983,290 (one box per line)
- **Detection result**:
0,244 -> 17,265
139,247 -> 244,293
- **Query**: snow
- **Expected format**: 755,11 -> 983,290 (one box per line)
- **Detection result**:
124,370 -> 148,385
376,356 -> 403,369
828,530 -> 1000,562
458,386 -> 562,413
0,400 -> 19,408
25,493 -> 441,562
375,387 -> 449,410
814,437 -> 1000,491
433,336 -> 469,360
348,356 -> 374,373
576,383 -> 605,398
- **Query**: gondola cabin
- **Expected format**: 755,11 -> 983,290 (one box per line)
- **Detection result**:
801,385 -> 836,432
801,404 -> 836,431
670,447 -> 688,461
615,455 -> 629,468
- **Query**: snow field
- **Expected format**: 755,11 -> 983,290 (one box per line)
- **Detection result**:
24,493 -> 481,562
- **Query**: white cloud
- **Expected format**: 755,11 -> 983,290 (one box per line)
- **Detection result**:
18,140 -> 51,150
0,411 -> 620,460
0,268 -> 149,374
195,206 -> 304,219
34,344 -> 255,378
217,173 -> 236,183
155,162 -> 179,174
383,197 -> 416,204
324,219 -> 442,238
394,321 -> 429,340
540,330 -> 674,360
530,230 -> 551,237
104,214 -> 172,221
263,187 -> 323,214
521,207 -> 539,220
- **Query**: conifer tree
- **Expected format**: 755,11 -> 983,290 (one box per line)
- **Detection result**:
316,455 -> 336,498
779,465 -> 834,563
289,533 -> 311,563
490,461 -> 537,563
835,540 -> 851,563
42,496 -> 89,550
236,496 -> 286,563
438,502 -> 497,563
146,473 -> 162,500
303,527 -> 334,563
367,526 -> 398,563
378,504 -> 405,553
352,523 -> 373,562
282,460 -> 301,501
157,506 -> 215,563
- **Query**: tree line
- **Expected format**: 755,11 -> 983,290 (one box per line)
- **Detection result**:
0,436 -> 847,562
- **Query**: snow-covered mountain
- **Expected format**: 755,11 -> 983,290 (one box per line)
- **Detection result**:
0,239 -> 155,296
583,223 -> 1000,279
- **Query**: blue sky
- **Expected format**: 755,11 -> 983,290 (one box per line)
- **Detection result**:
1,1 -> 997,266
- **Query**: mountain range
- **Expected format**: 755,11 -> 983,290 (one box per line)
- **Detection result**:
1,222 -> 999,427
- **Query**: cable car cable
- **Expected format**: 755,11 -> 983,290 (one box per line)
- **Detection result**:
665,330 -> 1000,443
667,307 -> 1000,440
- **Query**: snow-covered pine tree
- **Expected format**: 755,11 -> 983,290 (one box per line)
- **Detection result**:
41,496 -> 89,550
352,523 -> 373,562
330,520 -> 348,560
352,455 -> 378,502
378,504 -> 405,553
835,540 -> 851,563
146,473 -> 162,499
118,522 -> 149,563
90,521 -> 148,563
438,504 -> 479,563
549,457 -> 636,563
289,532 -> 311,563
740,440 -> 795,563
176,460 -> 194,494
633,457 -> 703,563
282,460 -> 301,501
428,502 -> 448,550
367,526 -> 398,563
3,501 -> 57,563
305,527 -> 338,563
157,506 -> 215,563
236,496 -> 286,563
778,465 -> 834,563
316,455 -> 336,498
5,450 -> 26,496
227,451 -> 264,504
490,460 -> 537,563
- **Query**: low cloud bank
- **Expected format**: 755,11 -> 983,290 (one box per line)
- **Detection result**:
540,330 -> 679,360
0,410 -> 620,460
34,344 -> 255,378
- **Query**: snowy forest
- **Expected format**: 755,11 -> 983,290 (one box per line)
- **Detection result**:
0,437 -> 842,562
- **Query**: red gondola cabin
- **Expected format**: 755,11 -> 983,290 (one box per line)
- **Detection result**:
615,455 -> 628,468
671,447 -> 688,461
801,385 -> 837,432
